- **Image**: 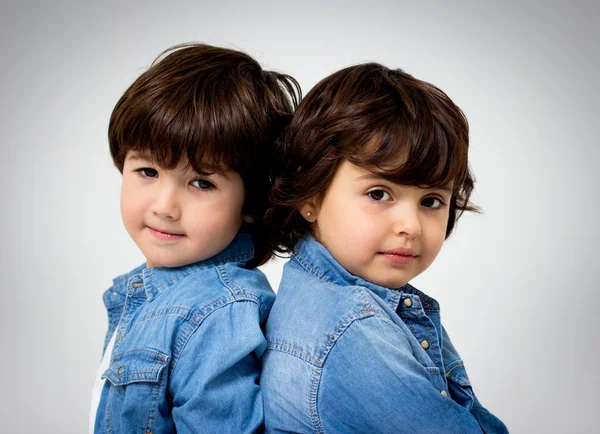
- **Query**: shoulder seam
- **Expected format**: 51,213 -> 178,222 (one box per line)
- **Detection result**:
169,298 -> 260,375
310,313 -> 395,432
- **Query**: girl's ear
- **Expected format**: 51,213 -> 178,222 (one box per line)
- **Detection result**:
298,195 -> 320,223
243,215 -> 255,223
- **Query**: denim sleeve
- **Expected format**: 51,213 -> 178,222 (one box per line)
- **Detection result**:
168,300 -> 265,433
317,316 -> 484,434
441,327 -> 508,434
470,395 -> 509,434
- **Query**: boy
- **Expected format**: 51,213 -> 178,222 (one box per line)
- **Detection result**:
90,43 -> 299,433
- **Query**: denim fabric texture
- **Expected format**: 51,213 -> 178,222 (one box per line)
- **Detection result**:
94,233 -> 275,433
261,236 -> 508,434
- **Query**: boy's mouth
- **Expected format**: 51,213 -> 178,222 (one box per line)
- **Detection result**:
147,226 -> 185,240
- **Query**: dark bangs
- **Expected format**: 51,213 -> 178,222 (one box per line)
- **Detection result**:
109,44 -> 274,176
108,43 -> 300,267
346,84 -> 470,191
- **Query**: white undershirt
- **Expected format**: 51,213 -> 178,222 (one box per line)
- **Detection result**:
89,332 -> 116,434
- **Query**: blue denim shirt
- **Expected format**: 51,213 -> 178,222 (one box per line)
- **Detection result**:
261,237 -> 508,433
94,233 -> 275,433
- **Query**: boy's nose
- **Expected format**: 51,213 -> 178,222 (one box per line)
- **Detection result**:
152,186 -> 181,220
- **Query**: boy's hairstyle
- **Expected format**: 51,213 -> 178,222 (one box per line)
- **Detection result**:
267,62 -> 477,253
109,43 -> 300,267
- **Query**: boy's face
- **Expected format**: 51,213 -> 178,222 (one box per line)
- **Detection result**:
303,161 -> 452,288
120,151 -> 246,268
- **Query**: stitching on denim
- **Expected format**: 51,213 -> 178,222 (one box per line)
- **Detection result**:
148,268 -> 194,297
266,342 -> 322,366
147,376 -> 162,433
445,363 -> 471,386
111,350 -> 169,363
309,366 -> 325,434
390,290 -> 400,310
222,263 -> 245,297
200,250 -> 253,267
148,250 -> 252,278
105,386 -> 113,434
403,314 -> 418,337
309,314 -> 387,433
168,299 -> 258,375
109,369 -> 159,377
216,264 -> 241,299
405,283 -> 440,313
292,251 -> 331,283
445,363 -> 465,377
349,286 -> 373,311
112,273 -> 131,285
413,304 -> 439,366
138,305 -> 194,323
145,381 -> 155,432
317,309 -> 375,366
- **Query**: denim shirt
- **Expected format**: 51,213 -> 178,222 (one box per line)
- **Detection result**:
94,233 -> 275,433
261,237 -> 508,434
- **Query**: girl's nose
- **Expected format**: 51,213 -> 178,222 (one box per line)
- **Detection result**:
392,207 -> 422,239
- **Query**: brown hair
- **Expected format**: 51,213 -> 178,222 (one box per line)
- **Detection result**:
266,62 -> 477,253
109,43 -> 301,266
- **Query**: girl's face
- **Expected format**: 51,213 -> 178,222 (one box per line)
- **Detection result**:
302,161 -> 452,288
120,151 -> 246,268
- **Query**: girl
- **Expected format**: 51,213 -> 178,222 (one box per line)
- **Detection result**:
261,63 -> 507,433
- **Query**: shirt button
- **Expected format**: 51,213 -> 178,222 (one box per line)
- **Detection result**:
420,340 -> 430,350
440,390 -> 448,397
116,365 -> 125,376
132,282 -> 143,288
403,298 -> 413,308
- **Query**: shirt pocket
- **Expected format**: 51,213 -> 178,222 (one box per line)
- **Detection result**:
101,349 -> 170,433
445,359 -> 475,410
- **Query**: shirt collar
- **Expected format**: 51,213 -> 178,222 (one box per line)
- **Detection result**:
105,232 -> 254,305
292,236 -> 439,311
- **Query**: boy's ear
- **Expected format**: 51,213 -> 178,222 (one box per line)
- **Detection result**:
299,195 -> 320,223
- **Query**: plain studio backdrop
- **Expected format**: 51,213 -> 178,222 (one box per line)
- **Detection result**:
1,1 -> 597,432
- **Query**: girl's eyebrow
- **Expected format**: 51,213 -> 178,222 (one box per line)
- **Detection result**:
355,173 -> 454,194
354,173 -> 384,182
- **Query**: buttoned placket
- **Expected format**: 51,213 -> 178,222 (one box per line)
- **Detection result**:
112,277 -> 147,354
396,292 -> 449,395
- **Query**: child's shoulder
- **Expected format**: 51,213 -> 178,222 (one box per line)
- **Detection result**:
164,260 -> 275,314
267,264 -> 389,358
103,258 -> 274,316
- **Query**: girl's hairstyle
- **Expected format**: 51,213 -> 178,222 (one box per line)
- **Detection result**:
109,43 -> 301,267
267,62 -> 477,253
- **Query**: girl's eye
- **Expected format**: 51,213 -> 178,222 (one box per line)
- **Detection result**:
136,168 -> 158,178
191,179 -> 215,191
421,197 -> 444,209
367,189 -> 392,201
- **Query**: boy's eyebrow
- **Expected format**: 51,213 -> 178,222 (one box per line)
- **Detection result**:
126,152 -> 149,161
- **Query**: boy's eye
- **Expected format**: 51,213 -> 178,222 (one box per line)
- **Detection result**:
191,179 -> 215,191
421,197 -> 444,209
136,168 -> 158,178
367,189 -> 391,201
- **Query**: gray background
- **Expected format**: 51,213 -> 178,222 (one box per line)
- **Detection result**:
1,1 -> 598,432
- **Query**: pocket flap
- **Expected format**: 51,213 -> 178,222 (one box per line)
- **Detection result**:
445,359 -> 475,410
102,349 -> 170,386
445,359 -> 471,387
